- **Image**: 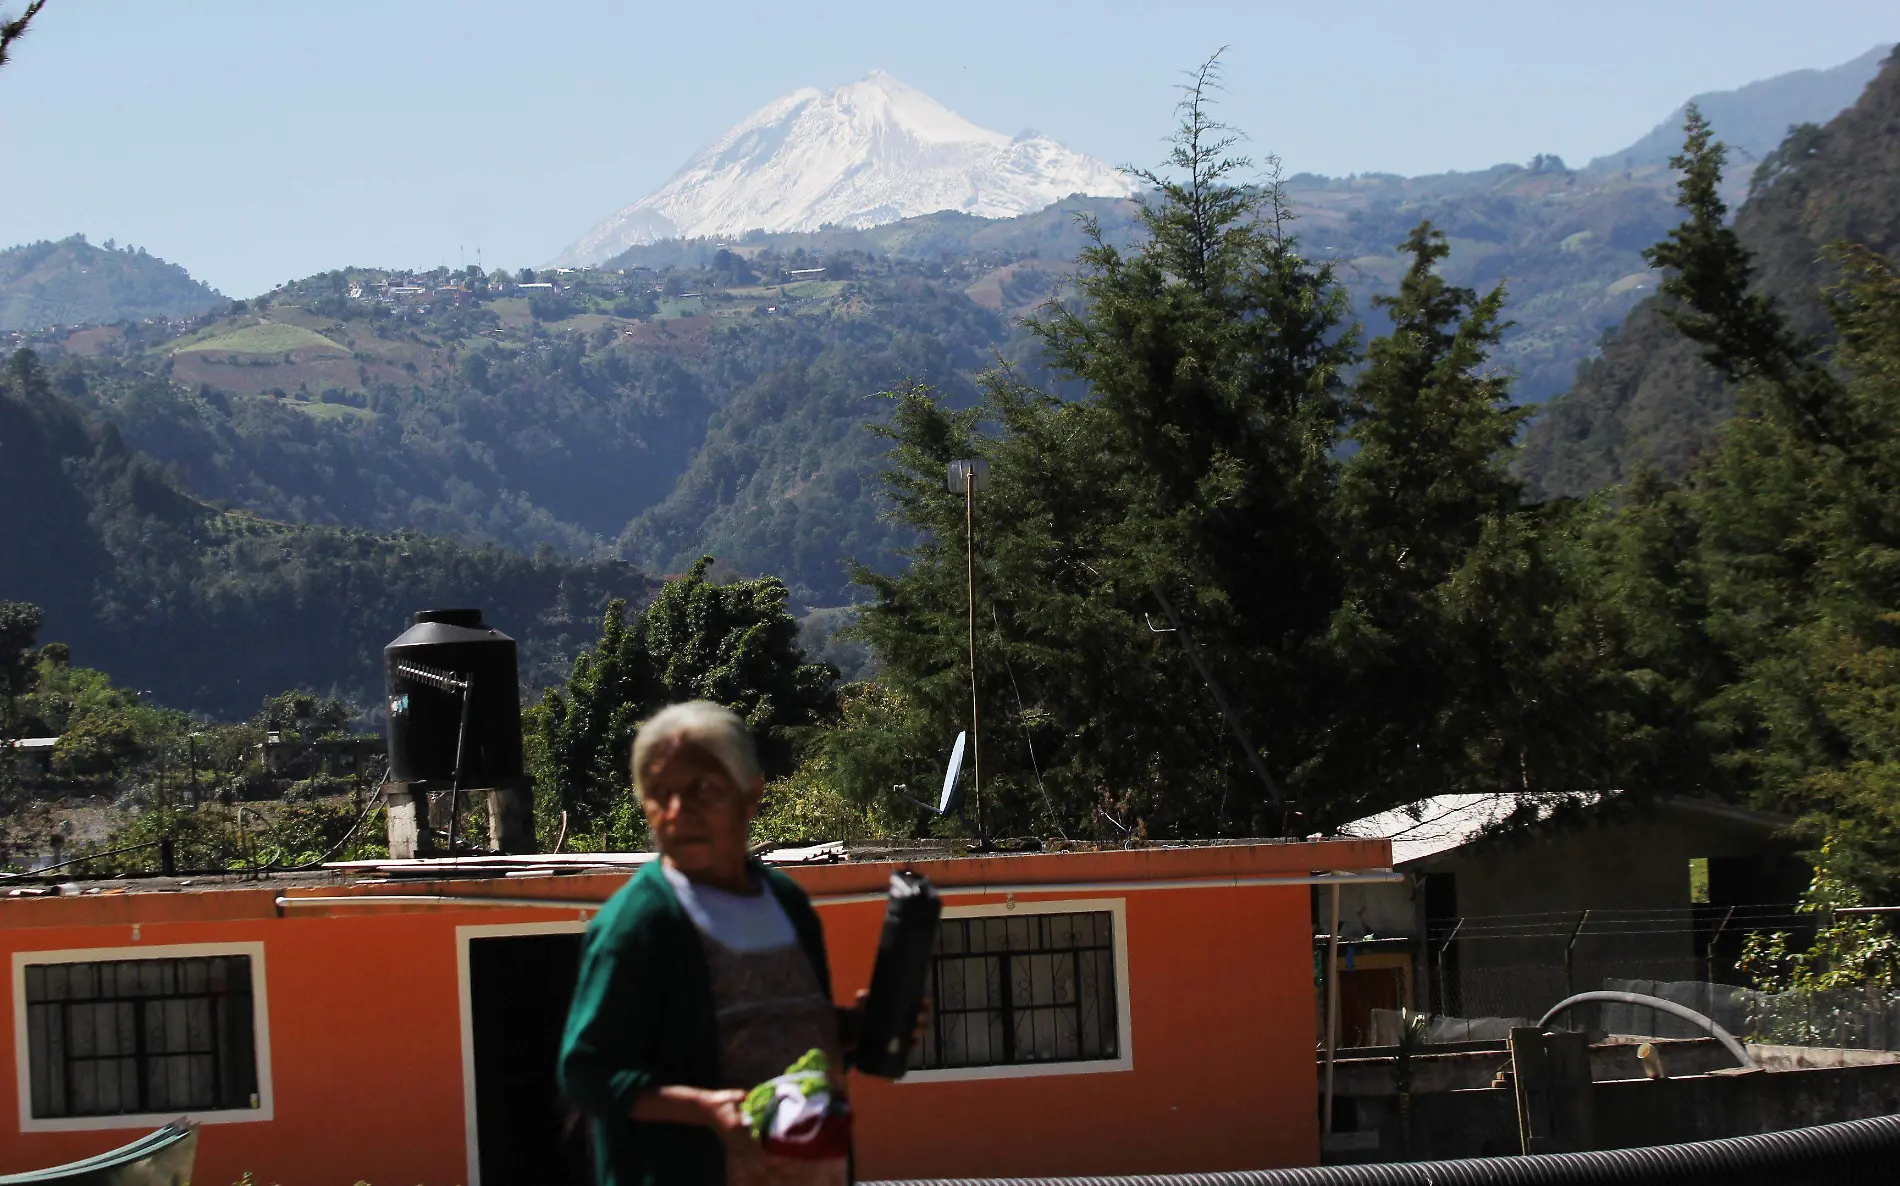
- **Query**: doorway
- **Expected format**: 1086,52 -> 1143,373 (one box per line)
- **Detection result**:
467,928 -> 588,1186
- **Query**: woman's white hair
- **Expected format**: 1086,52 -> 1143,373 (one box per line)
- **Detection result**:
631,700 -> 763,794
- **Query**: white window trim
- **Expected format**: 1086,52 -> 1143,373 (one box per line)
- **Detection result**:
12,940 -> 275,1133
456,918 -> 591,1186
901,896 -> 1134,1084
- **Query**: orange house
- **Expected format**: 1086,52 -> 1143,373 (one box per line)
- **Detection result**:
0,839 -> 1391,1185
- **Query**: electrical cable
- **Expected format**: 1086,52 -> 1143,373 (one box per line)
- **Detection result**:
991,604 -> 1066,841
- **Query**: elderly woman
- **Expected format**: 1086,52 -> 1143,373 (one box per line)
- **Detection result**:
560,702 -> 853,1186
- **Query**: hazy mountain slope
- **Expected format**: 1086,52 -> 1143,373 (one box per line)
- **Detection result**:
0,358 -> 652,717
618,278 -> 1007,597
1518,47 -> 1900,499
0,235 -> 223,332
1593,43 -> 1893,170
556,71 -> 1136,265
26,259 -> 1013,607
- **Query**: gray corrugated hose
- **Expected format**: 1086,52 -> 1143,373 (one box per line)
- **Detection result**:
864,1111 -> 1900,1185
1536,990 -> 1755,1068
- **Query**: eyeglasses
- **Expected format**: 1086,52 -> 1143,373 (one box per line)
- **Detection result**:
641,774 -> 739,812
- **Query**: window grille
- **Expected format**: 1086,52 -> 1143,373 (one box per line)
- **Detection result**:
23,955 -> 259,1119
913,910 -> 1119,1070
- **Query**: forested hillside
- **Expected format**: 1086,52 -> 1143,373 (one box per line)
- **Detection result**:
1518,47 -> 1900,498
27,258 -> 1006,606
0,235 -> 223,332
0,349 -> 652,717
10,160 -> 1713,611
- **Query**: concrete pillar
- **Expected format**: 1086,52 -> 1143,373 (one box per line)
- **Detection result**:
383,782 -> 434,859
486,782 -> 536,854
384,780 -> 535,857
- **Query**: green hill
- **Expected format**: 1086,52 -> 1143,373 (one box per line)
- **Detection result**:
1518,47 -> 1900,499
0,235 -> 223,332
0,350 -> 652,718
27,261 -> 1008,607
172,321 -> 349,357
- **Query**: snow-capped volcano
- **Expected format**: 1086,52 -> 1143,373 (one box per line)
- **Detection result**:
553,71 -> 1138,265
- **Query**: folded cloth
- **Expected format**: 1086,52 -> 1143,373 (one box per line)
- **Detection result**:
742,1048 -> 852,1160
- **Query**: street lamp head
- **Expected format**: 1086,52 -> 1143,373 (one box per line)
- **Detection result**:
945,458 -> 990,493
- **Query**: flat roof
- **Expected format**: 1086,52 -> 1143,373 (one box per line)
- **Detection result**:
1336,793 -> 1789,867
1,836 -> 1392,928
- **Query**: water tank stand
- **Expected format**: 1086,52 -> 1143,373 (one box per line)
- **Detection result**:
382,781 -> 435,859
484,780 -> 536,855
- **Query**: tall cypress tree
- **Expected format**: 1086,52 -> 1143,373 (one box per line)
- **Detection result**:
1325,223 -> 1530,809
525,558 -> 835,848
838,56 -> 1355,838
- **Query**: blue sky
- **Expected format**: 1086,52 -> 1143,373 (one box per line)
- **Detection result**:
0,0 -> 1891,297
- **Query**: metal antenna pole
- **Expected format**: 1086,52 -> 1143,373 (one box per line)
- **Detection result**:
446,677 -> 474,859
1323,881 -> 1342,1141
966,468 -> 982,843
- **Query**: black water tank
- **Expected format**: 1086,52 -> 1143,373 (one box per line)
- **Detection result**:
383,609 -> 525,788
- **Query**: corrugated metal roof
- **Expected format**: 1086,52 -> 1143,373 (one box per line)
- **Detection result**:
1335,792 -> 1788,867
1336,793 -> 1605,866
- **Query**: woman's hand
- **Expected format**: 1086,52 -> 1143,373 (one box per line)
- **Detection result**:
701,1088 -> 752,1143
837,989 -> 871,1057
630,1085 -> 752,1146
838,989 -> 932,1065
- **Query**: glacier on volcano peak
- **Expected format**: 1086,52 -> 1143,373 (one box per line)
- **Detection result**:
553,71 -> 1137,265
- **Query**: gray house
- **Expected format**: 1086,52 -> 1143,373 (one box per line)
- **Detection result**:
1318,794 -> 1810,1046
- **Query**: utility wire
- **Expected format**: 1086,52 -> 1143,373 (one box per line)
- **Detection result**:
991,604 -> 1066,840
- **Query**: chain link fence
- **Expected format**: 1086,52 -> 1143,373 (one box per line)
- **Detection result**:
1416,904 -> 1899,1046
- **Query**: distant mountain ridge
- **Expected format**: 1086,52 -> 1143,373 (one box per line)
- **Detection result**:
1591,43 -> 1893,170
1518,46 -> 1900,498
0,235 -> 223,332
554,71 -> 1137,265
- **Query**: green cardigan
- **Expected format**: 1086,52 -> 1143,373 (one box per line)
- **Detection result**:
558,857 -> 833,1186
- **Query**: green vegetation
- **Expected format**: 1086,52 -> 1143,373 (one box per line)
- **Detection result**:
0,234 -> 222,332
10,49 -> 1900,948
26,260 -> 1004,603
801,57 -> 1900,903
172,322 -> 348,356
0,608 -> 389,875
0,348 -> 653,719
11,81 -> 1744,613
817,69 -> 1651,838
1518,48 -> 1900,498
526,558 -> 837,849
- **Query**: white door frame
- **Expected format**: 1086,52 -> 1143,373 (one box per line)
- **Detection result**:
455,919 -> 590,1186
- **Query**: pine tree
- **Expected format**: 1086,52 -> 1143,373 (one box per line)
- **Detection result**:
0,1 -> 47,73
1634,106 -> 1900,886
1324,223 -> 1534,808
1643,104 -> 1806,386
837,56 -> 1356,838
524,559 -> 836,849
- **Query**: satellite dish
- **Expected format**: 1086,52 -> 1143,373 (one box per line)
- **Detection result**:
938,731 -> 967,815
945,458 -> 990,493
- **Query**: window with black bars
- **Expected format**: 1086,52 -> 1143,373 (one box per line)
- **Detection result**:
912,911 -> 1119,1070
23,955 -> 260,1119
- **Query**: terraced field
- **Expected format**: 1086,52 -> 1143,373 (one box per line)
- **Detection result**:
171,321 -> 349,356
